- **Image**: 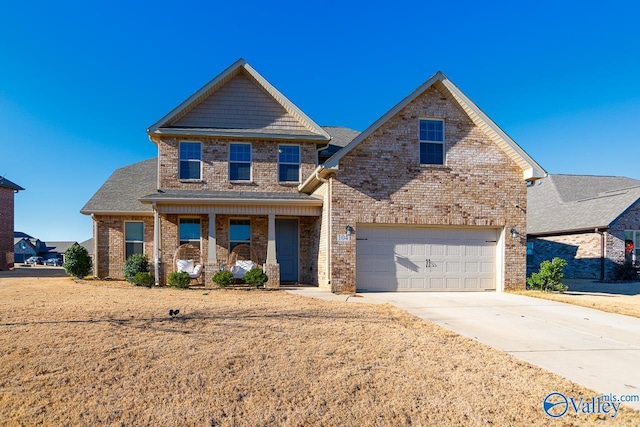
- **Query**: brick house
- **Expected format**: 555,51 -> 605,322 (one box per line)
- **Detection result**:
0,177 -> 24,270
82,59 -> 544,292
527,174 -> 640,280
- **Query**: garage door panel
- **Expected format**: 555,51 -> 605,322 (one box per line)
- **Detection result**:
356,226 -> 497,292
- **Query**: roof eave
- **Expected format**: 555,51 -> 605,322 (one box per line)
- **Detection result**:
80,209 -> 153,216
149,128 -> 330,141
138,196 -> 323,206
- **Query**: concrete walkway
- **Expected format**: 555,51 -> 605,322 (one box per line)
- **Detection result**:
286,288 -> 640,411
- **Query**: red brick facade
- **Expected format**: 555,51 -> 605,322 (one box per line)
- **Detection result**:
0,187 -> 16,270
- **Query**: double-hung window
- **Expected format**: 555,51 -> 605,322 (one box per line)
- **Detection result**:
125,221 -> 144,260
229,143 -> 251,181
419,119 -> 445,165
179,142 -> 202,180
179,218 -> 201,250
625,230 -> 640,266
278,145 -> 300,183
229,219 -> 251,250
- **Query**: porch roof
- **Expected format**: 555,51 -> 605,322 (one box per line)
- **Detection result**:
139,190 -> 323,206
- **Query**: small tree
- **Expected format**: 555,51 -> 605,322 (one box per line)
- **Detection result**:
123,253 -> 149,283
64,244 -> 92,279
212,270 -> 234,288
527,257 -> 568,292
243,268 -> 268,288
168,271 -> 191,289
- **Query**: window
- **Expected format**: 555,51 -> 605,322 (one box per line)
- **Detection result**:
179,218 -> 201,250
625,230 -> 640,266
229,143 -> 251,181
278,145 -> 300,182
125,221 -> 144,260
230,219 -> 251,250
179,142 -> 202,180
419,119 -> 445,165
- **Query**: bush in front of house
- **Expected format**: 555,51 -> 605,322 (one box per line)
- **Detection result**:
212,270 -> 234,288
168,271 -> 191,289
133,272 -> 154,287
64,244 -> 92,279
243,267 -> 268,288
527,257 -> 568,292
123,254 -> 149,283
613,260 -> 639,281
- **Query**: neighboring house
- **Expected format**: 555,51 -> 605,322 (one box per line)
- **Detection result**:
0,177 -> 24,270
44,241 -> 79,263
13,232 -> 77,263
527,174 -> 640,280
14,237 -> 38,263
80,238 -> 93,258
82,59 -> 545,292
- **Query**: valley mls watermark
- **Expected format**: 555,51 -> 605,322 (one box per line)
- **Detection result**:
543,392 -> 640,419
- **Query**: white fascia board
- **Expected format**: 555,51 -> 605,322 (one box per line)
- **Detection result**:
80,210 -> 154,216
149,127 -> 329,141
138,197 -> 323,206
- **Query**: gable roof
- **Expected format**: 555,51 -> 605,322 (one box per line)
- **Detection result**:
81,158 -> 157,215
147,59 -> 330,141
0,176 -> 24,191
527,174 -> 640,235
322,71 -> 544,180
45,241 -> 79,254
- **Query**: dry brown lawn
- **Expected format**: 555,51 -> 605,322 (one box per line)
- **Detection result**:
1,275 -> 639,426
514,290 -> 640,319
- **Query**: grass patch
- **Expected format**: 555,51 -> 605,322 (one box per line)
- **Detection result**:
514,290 -> 640,319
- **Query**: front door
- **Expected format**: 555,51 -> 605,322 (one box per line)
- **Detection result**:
276,219 -> 299,282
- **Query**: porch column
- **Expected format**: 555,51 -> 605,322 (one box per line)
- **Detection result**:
266,213 -> 277,264
208,212 -> 217,263
264,213 -> 280,289
153,205 -> 161,286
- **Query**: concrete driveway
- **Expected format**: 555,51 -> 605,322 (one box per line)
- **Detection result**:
287,288 -> 640,411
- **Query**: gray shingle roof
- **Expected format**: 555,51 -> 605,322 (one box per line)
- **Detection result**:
45,241 -> 79,254
81,158 -> 157,214
139,190 -> 321,203
0,177 -> 24,191
527,174 -> 640,235
319,126 -> 360,163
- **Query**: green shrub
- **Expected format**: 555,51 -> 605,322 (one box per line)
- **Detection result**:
63,244 -> 92,279
527,257 -> 568,292
212,270 -> 234,288
133,272 -> 154,287
123,253 -> 149,283
613,260 -> 639,281
243,268 -> 268,288
168,271 -> 191,288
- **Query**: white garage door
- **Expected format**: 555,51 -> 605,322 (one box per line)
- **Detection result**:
356,226 -> 497,291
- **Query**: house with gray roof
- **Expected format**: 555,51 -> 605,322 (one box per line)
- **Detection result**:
527,174 -> 640,280
82,59 -> 544,291
1,177 -> 24,270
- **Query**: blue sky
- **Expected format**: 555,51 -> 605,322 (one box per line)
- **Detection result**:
1,0 -> 639,242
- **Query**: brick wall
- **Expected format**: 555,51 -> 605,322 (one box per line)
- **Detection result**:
606,200 -> 640,278
95,215 -> 154,279
155,137 -> 318,192
0,187 -> 15,270
528,233 -> 603,279
327,85 -> 527,293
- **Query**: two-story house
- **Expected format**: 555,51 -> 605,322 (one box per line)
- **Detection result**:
82,59 -> 545,292
1,177 -> 24,270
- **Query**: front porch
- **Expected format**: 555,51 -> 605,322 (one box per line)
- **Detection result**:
144,195 -> 323,288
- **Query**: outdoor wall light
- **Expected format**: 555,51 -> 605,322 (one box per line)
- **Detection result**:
510,228 -> 520,239
345,225 -> 355,236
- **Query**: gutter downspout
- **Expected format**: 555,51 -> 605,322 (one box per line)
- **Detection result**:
153,204 -> 161,286
596,228 -> 605,281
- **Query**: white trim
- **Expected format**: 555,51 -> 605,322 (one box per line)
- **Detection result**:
278,144 -> 301,183
228,142 -> 252,182
178,141 -> 203,181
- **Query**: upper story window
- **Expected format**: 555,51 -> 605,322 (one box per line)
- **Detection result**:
419,119 -> 445,165
229,143 -> 251,181
278,145 -> 300,183
124,221 -> 144,260
179,218 -> 201,250
179,142 -> 202,180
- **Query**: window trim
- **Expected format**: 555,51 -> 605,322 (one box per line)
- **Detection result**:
178,141 -> 203,181
179,217 -> 202,250
124,220 -> 144,260
229,218 -> 251,250
278,144 -> 301,183
419,118 -> 445,166
228,142 -> 252,182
